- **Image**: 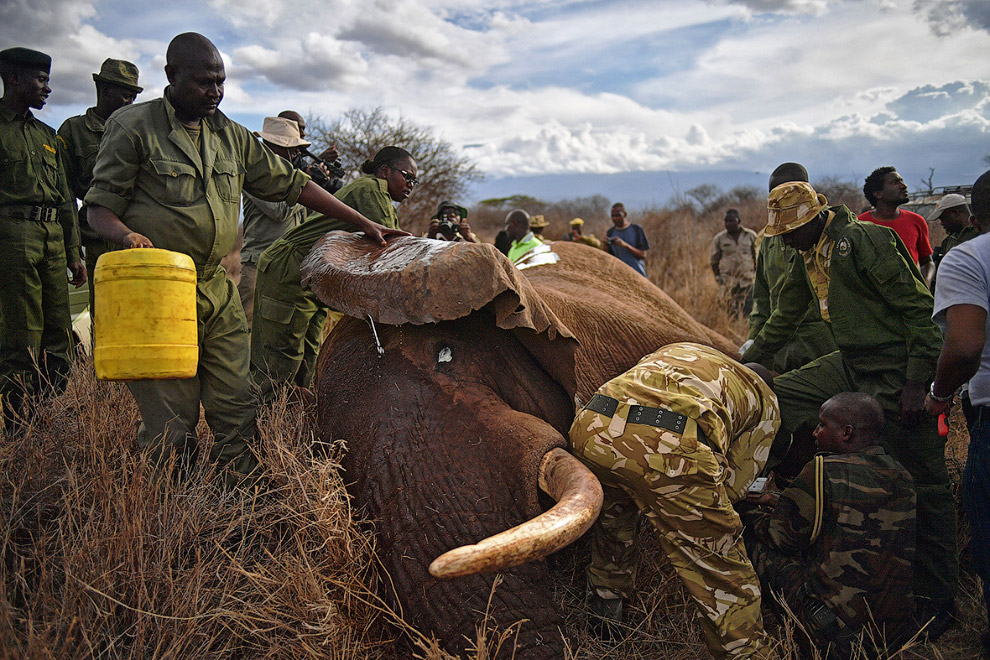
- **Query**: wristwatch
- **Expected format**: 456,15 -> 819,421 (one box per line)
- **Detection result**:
928,381 -> 953,403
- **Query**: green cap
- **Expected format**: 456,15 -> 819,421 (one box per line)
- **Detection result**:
93,58 -> 142,93
0,47 -> 51,74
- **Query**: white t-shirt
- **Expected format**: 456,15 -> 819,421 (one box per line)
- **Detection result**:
933,232 -> 990,405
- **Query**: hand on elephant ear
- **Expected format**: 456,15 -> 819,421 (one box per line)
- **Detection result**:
300,232 -> 579,393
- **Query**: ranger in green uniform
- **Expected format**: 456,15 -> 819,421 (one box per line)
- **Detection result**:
84,33 -> 404,487
746,163 -> 836,375
0,47 -> 86,428
250,146 -> 415,403
743,393 -> 917,658
57,58 -> 142,314
741,181 -> 957,631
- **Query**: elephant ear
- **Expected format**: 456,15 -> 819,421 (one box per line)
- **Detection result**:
300,232 -> 579,393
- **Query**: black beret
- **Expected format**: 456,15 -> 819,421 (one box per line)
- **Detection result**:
0,47 -> 52,73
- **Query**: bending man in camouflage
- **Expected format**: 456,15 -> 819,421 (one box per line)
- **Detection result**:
742,393 -> 916,659
569,342 -> 780,659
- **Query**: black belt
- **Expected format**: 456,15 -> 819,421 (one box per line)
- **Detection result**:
1,204 -> 58,223
584,393 -> 688,434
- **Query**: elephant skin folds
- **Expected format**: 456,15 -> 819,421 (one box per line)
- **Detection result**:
307,236 -> 735,658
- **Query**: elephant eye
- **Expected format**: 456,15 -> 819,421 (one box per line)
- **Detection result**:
438,346 -> 452,363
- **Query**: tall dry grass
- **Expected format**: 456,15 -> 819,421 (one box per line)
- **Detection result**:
1,191 -> 984,658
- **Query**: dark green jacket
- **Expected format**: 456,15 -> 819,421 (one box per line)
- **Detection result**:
85,89 -> 308,270
58,107 -> 106,241
0,104 -> 81,263
742,206 -> 940,383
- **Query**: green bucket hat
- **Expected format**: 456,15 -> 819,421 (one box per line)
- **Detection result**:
432,200 -> 467,220
93,58 -> 142,93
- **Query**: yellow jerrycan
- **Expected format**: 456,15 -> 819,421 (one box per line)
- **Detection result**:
93,248 -> 198,380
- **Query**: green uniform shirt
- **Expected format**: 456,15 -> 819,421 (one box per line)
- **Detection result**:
742,206 -> 940,383
84,89 -> 309,270
265,174 -> 399,260
58,107 -> 112,242
0,104 -> 81,263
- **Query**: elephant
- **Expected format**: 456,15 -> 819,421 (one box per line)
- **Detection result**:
301,234 -> 734,659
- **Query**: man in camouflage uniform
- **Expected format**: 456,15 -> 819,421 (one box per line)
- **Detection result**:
58,58 -> 142,314
711,208 -> 758,317
742,393 -> 916,659
570,342 -> 780,660
0,47 -> 85,428
741,181 -> 957,632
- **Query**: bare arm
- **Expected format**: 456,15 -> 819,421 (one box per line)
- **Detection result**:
87,204 -> 154,248
919,255 -> 935,290
296,181 -> 408,246
925,303 -> 987,416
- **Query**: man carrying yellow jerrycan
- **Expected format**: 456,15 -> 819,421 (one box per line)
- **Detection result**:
85,33 -> 405,489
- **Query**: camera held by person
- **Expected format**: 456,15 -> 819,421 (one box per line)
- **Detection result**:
293,146 -> 345,193
427,200 -> 477,242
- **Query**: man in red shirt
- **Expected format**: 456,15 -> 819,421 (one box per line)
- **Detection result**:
859,166 -> 934,287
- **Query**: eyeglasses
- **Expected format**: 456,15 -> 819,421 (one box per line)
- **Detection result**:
389,165 -> 418,187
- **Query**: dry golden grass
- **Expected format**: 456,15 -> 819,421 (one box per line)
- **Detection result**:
0,199 -> 984,658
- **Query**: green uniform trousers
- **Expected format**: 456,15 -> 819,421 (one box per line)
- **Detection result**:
128,268 -> 257,485
249,242 -> 326,403
773,348 -> 958,602
83,233 -> 116,316
0,217 -> 73,417
572,416 -> 772,660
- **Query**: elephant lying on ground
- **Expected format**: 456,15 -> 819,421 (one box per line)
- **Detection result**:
302,235 -> 734,659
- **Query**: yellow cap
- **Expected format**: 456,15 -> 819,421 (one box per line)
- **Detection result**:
766,181 -> 829,236
569,217 -> 584,226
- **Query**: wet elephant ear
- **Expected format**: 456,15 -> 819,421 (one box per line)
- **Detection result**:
300,232 -> 579,393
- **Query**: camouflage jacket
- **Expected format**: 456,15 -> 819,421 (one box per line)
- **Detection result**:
746,446 -> 916,627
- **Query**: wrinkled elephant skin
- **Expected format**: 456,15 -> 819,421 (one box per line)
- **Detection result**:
306,236 -> 733,658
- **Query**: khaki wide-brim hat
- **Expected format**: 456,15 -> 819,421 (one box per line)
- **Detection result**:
530,215 -> 549,228
928,193 -> 968,221
766,181 -> 829,237
92,58 -> 142,93
254,116 -> 310,148
569,217 -> 584,226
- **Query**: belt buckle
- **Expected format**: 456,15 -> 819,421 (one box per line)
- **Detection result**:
29,207 -> 42,222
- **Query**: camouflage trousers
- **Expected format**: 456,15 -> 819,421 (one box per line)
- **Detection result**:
571,413 -> 774,660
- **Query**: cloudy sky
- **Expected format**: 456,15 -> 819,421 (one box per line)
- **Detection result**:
5,0 -> 990,207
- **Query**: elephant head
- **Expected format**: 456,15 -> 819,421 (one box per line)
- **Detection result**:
301,235 -> 733,658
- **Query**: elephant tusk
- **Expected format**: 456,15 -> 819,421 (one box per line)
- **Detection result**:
428,447 -> 603,579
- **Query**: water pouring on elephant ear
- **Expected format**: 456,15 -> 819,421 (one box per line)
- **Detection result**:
428,447 -> 603,579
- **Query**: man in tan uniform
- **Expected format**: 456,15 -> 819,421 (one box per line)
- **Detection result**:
570,342 -> 780,659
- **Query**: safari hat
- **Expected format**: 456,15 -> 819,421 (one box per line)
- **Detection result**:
432,200 -> 467,220
0,47 -> 51,74
927,193 -> 968,221
254,116 -> 310,148
530,215 -> 549,228
569,217 -> 584,226
92,58 -> 142,93
766,181 -> 829,237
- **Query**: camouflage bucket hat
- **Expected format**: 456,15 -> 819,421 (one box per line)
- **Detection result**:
766,181 -> 829,236
93,58 -> 142,93
530,215 -> 549,228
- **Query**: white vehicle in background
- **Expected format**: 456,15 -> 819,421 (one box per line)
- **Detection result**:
68,281 -> 91,354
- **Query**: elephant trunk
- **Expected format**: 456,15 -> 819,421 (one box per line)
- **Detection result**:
429,447 -> 602,579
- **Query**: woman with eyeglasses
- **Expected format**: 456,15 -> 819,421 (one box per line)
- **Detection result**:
249,146 -> 416,403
